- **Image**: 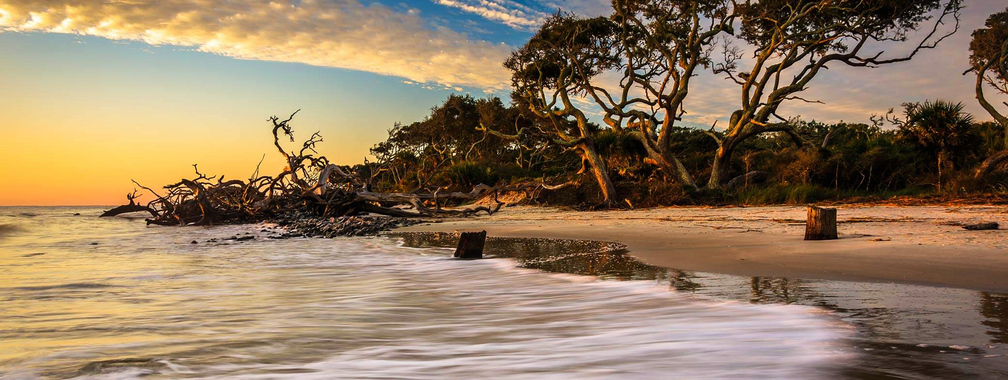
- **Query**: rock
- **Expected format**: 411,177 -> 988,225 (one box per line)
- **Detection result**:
190,240 -> 198,244
236,236 -> 255,241
963,222 -> 999,231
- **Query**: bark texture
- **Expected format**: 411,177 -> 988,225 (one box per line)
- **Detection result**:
805,206 -> 838,240
453,231 -> 487,259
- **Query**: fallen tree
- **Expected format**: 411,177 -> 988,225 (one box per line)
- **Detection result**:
101,111 -> 539,226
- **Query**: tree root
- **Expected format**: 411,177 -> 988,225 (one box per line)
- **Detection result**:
101,112 -> 546,227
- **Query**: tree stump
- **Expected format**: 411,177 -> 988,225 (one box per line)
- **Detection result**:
454,231 -> 487,259
805,206 -> 838,240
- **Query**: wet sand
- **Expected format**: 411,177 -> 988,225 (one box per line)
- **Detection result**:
398,205 -> 1008,292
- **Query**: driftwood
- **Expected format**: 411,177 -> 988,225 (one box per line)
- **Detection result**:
100,190 -> 156,218
101,112 -> 534,226
975,151 -> 1008,180
454,231 -> 487,259
805,206 -> 838,240
963,222 -> 999,231
725,171 -> 767,190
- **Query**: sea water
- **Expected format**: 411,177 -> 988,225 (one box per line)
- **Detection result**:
0,207 -> 851,379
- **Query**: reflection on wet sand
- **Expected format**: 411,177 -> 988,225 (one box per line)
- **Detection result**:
981,292 -> 1008,344
395,232 -> 1008,379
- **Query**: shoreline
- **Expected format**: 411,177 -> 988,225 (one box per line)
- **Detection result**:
397,205 -> 1008,293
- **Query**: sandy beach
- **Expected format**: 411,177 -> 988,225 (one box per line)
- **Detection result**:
399,205 -> 1008,292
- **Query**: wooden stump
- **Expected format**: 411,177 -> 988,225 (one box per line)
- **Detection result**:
805,206 -> 838,240
454,231 -> 487,259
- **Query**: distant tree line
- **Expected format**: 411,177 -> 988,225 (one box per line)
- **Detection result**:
355,1 -> 1008,206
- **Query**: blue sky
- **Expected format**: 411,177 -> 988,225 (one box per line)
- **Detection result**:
0,0 -> 1006,204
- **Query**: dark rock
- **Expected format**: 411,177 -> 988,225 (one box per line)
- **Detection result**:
191,240 -> 198,244
265,212 -> 422,238
963,222 -> 999,231
236,236 -> 255,241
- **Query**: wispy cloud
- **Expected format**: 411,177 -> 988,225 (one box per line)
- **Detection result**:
0,0 -> 513,91
434,0 -> 612,29
541,0 -> 611,17
435,0 -> 544,29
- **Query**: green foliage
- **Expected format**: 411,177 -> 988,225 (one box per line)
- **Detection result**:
898,100 -> 976,161
970,8 -> 1008,83
737,184 -> 837,205
443,162 -> 493,188
361,88 -> 1008,206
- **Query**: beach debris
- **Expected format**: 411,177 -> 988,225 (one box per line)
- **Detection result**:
454,231 -> 487,259
100,111 -> 528,227
805,206 -> 838,240
962,222 -> 999,231
99,190 -> 156,218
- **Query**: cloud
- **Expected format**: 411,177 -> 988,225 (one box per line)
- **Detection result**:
435,0 -> 544,29
0,0 -> 513,91
434,0 -> 613,30
541,0 -> 611,17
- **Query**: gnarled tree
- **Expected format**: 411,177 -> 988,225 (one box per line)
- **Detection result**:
709,0 -> 962,189
572,0 -> 734,190
968,8 -> 1008,179
503,13 -> 620,203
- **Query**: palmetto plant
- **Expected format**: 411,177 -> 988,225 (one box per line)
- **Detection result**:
898,100 -> 975,191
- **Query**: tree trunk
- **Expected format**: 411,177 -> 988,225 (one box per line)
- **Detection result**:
975,150 -> 1008,180
454,231 -> 487,259
630,132 -> 697,189
579,143 -> 618,203
707,145 -> 732,190
931,152 -> 939,190
805,206 -> 838,241
650,149 -> 697,190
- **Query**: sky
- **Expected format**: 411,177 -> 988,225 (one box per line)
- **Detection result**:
0,0 -> 1005,205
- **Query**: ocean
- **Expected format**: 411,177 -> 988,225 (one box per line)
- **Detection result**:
0,207 -> 1005,379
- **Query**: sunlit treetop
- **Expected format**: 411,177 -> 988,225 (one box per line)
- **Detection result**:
736,0 -> 954,54
969,8 -> 1008,85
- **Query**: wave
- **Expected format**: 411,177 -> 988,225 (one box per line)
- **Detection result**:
8,282 -> 119,292
0,223 -> 22,238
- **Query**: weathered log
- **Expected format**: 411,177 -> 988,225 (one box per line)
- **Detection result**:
100,204 -> 157,218
725,171 -> 767,190
454,231 -> 487,259
805,206 -> 838,240
963,222 -> 999,231
975,150 -> 1008,180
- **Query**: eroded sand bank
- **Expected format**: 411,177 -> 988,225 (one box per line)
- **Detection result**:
398,205 -> 1008,292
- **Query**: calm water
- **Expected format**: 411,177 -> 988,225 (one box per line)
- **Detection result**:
0,208 -> 1002,379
